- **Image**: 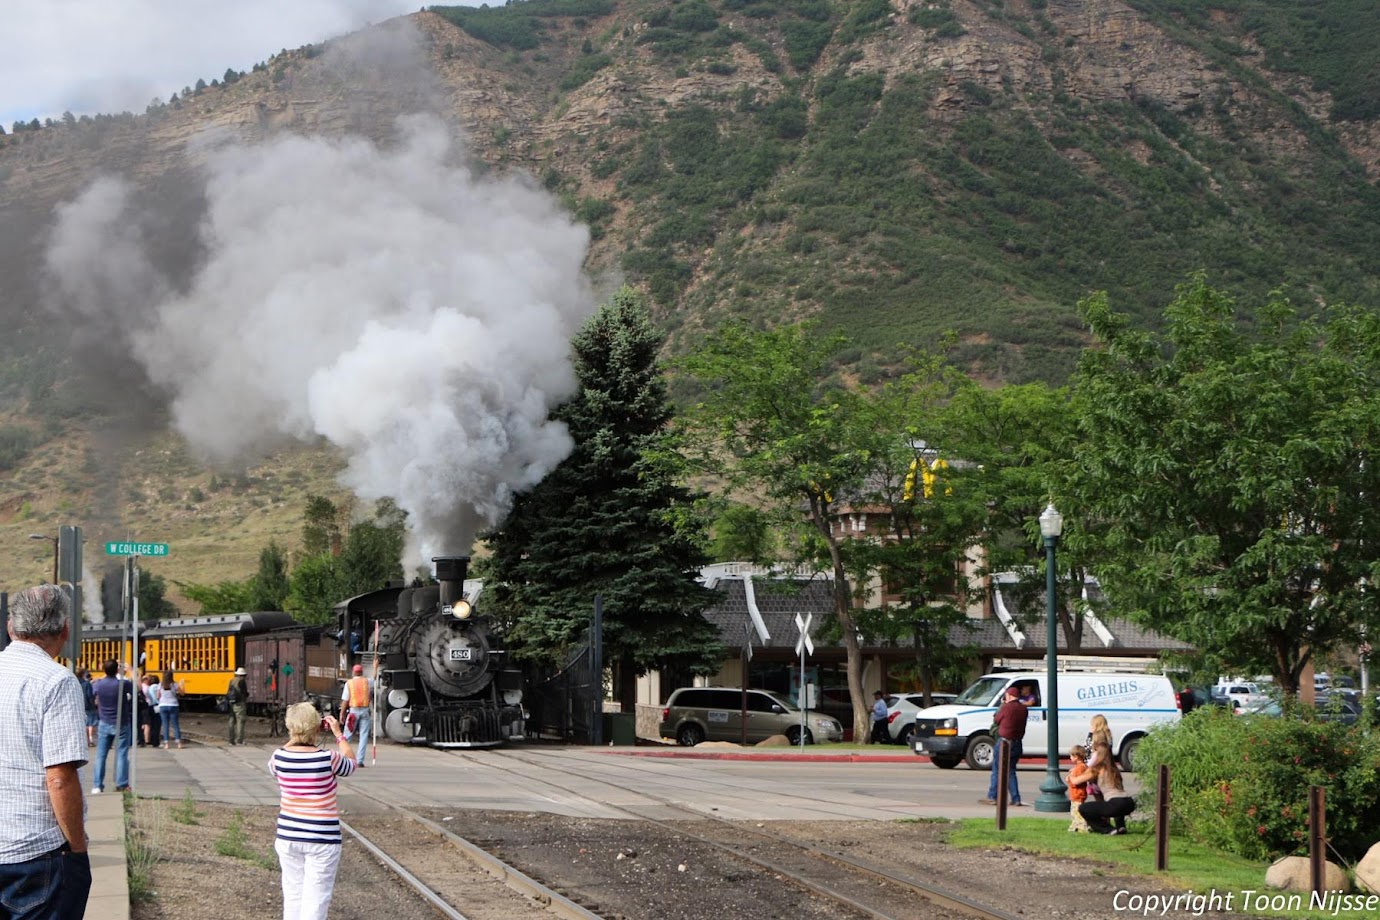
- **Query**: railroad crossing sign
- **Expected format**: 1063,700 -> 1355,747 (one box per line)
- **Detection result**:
105,542 -> 169,557
794,613 -> 814,657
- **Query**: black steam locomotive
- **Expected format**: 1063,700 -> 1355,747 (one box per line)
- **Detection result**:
335,556 -> 525,748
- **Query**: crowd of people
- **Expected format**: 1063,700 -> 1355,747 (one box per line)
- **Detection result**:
0,582 -> 368,920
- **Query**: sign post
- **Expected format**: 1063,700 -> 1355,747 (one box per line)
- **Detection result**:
794,613 -> 814,751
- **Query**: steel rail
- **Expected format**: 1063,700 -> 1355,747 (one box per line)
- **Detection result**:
507,750 -> 1026,920
341,820 -> 473,920
476,750 -> 1024,920
216,742 -> 606,920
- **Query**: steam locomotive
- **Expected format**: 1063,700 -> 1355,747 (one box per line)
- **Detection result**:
334,556 -> 525,748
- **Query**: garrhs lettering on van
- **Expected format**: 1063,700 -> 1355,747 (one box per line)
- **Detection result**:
909,671 -> 1180,772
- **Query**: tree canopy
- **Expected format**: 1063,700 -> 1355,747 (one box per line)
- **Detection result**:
1065,276 -> 1380,691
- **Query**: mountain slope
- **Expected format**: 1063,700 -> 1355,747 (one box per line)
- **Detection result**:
1,0 -> 1378,595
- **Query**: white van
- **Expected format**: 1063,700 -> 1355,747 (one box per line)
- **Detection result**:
911,671 -> 1181,772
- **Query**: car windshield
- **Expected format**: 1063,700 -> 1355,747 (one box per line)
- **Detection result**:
1245,700 -> 1282,717
954,677 -> 1009,707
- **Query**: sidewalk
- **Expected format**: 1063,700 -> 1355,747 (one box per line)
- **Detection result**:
86,790 -> 129,920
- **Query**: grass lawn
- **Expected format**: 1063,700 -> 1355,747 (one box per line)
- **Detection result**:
947,818 -> 1370,919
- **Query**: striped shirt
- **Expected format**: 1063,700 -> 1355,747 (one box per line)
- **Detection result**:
267,747 -> 355,844
0,641 -> 89,863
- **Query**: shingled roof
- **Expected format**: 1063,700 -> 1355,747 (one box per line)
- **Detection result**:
697,567 -> 1191,658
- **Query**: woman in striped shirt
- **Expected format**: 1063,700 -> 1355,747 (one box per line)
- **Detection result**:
268,702 -> 357,920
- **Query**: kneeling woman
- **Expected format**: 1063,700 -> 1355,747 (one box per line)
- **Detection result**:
1074,741 -> 1134,834
268,702 -> 357,920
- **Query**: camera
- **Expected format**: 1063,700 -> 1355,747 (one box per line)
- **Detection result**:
320,718 -> 331,732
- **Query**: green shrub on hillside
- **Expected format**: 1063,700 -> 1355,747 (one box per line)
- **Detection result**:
430,0 -> 614,51
1131,0 -> 1380,121
1136,707 -> 1380,861
0,425 -> 38,471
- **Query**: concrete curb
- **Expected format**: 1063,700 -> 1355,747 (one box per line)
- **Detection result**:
86,790 -> 129,920
606,748 -> 1073,765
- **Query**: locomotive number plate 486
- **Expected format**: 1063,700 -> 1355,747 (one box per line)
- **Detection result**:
449,648 -> 473,661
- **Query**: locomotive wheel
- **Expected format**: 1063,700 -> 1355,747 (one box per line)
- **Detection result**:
677,723 -> 705,746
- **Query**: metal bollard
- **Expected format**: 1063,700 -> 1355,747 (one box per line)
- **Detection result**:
1155,764 -> 1170,871
996,740 -> 1010,831
1310,786 -> 1326,896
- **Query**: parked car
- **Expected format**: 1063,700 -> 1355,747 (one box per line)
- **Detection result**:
884,692 -> 957,745
912,671 -> 1181,771
1243,696 -> 1364,725
1214,680 -> 1268,710
658,687 -> 844,746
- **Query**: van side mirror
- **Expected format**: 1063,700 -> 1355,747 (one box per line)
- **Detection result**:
771,704 -> 785,714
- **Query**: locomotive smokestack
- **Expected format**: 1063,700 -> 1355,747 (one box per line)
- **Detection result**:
434,556 -> 470,609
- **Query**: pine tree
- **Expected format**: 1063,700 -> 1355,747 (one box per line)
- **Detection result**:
486,287 -> 720,706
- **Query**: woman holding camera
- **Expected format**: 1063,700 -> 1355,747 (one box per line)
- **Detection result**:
268,702 -> 357,920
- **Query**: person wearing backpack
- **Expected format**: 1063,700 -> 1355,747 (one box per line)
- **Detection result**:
226,667 -> 249,746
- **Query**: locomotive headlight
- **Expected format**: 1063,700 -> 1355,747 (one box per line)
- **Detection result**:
452,600 -> 473,620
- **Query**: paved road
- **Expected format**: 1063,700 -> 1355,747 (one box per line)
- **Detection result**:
128,741 -> 1140,821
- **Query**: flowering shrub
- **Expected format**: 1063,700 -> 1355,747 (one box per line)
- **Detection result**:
1136,706 -> 1380,861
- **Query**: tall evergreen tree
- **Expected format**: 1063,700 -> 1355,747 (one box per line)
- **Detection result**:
486,287 -> 721,707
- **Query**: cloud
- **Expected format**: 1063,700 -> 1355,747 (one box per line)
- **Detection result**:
44,113 -> 596,563
1,0 -> 421,125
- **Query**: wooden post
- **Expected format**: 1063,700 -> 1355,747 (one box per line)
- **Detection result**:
1155,764 -> 1170,871
997,740 -> 1010,831
1310,786 -> 1326,896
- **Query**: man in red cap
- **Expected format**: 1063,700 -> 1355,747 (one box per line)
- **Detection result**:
339,664 -> 373,766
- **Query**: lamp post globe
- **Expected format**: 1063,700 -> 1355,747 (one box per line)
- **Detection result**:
1034,503 -> 1070,813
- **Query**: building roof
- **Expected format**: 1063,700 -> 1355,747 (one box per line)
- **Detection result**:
698,567 -> 1190,658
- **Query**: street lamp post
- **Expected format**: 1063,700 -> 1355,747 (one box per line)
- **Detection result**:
1034,503 -> 1070,813
28,533 -> 58,584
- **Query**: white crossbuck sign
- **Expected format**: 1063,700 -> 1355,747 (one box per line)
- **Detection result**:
794,613 -> 814,657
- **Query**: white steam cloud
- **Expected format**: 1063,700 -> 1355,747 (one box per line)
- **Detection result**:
45,116 -> 595,562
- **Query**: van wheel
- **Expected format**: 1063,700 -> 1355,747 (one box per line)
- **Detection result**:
677,724 -> 705,747
930,756 -> 961,769
786,726 -> 814,745
896,725 -> 914,747
1119,735 -> 1142,772
965,734 -> 995,770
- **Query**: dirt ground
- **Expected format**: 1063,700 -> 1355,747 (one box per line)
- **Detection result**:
131,715 -> 1242,919
130,796 -> 1237,920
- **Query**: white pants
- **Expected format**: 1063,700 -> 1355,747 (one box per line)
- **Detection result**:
275,838 -> 342,920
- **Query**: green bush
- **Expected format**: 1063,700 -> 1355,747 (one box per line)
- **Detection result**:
1136,707 -> 1380,861
0,425 -> 39,471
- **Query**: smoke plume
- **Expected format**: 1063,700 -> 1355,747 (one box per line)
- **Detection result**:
45,116 -> 595,562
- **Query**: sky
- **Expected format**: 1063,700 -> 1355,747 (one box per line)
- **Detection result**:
1,0 -> 432,128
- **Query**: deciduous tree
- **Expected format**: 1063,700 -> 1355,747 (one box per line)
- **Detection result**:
1066,276 -> 1380,693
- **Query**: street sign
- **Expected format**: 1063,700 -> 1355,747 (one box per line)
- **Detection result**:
105,542 -> 169,557
794,613 -> 814,657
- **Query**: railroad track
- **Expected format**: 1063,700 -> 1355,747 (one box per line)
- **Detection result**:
453,748 -> 1023,920
216,742 -> 607,920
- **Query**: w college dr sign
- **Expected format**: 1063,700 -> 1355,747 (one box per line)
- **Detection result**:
105,542 -> 170,557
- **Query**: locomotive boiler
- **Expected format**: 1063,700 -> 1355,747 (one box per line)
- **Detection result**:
335,555 -> 525,748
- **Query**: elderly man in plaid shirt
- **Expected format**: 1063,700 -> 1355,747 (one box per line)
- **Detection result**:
0,585 -> 91,920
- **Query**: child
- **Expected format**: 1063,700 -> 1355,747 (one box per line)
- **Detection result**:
1084,714 -> 1112,798
1066,745 -> 1096,832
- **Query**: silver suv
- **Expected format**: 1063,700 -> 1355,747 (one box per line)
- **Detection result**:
658,687 -> 844,746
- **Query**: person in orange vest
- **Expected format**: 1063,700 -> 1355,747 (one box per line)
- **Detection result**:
339,665 -> 373,766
